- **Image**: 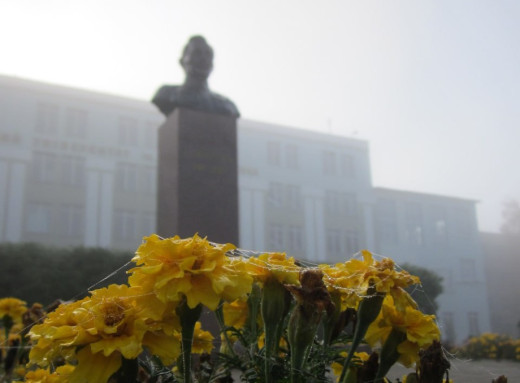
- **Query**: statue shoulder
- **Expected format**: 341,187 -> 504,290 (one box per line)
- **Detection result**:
153,85 -> 181,100
152,85 -> 182,116
211,92 -> 240,117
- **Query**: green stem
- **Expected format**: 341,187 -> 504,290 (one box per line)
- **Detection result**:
261,278 -> 290,383
111,357 -> 139,383
323,291 -> 342,346
177,301 -> 202,383
339,290 -> 384,383
246,283 -> 261,348
214,303 -> 237,357
375,328 -> 407,381
288,305 -> 321,383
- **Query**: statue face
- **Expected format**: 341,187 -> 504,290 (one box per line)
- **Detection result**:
180,41 -> 213,80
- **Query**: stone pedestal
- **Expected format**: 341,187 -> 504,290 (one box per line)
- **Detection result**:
157,107 -> 239,245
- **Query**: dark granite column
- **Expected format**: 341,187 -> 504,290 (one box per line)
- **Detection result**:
157,107 -> 239,245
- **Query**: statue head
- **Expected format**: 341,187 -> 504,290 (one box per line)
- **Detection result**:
180,36 -> 214,81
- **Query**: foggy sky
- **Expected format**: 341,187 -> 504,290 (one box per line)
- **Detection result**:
2,0 -> 519,232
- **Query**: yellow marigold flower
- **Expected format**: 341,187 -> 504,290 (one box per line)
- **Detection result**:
346,251 -> 419,295
223,299 -> 249,329
0,297 -> 27,322
365,295 -> 440,367
24,365 -> 73,383
246,252 -> 300,286
29,284 -> 180,383
257,332 -> 288,354
319,263 -> 361,310
321,251 -> 420,311
128,234 -> 253,310
331,352 -> 370,381
190,321 -> 214,354
13,364 -> 27,380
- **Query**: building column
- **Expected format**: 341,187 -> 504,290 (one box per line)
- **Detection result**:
304,191 -> 326,262
252,189 -> 266,250
238,188 -> 253,249
2,161 -> 27,242
98,171 -> 114,247
84,169 -> 100,247
6,162 -> 27,242
84,162 -> 115,248
362,203 -> 376,251
239,182 -> 267,251
0,160 -> 8,242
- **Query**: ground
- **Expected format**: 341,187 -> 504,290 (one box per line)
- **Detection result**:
388,358 -> 520,382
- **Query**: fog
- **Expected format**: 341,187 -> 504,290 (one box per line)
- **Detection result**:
1,0 -> 520,347
2,0 -> 519,233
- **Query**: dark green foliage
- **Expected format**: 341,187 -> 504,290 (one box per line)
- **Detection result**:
0,242 -> 133,306
401,263 -> 443,316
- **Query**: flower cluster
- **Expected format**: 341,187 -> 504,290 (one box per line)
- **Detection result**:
457,332 -> 520,361
2,234 -> 455,383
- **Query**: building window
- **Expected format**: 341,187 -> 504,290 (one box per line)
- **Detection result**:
140,214 -> 155,235
452,207 -> 471,238
65,108 -> 87,138
35,103 -> 59,135
144,122 -> 158,149
435,219 -> 447,239
322,151 -> 336,175
62,155 -> 85,186
268,224 -> 284,250
285,185 -> 302,210
340,154 -> 355,177
431,205 -> 448,243
285,144 -> 298,169
376,199 -> 398,245
341,193 -> 356,216
142,166 -> 156,194
25,203 -> 52,233
467,312 -> 480,337
32,152 -> 58,183
404,202 -> 423,245
113,210 -> 137,240
325,191 -> 339,214
442,312 -> 455,344
267,182 -> 284,207
288,226 -> 304,252
379,222 -> 398,244
326,229 -> 341,256
344,230 -> 359,256
405,225 -> 423,246
326,191 -> 356,216
115,163 -> 138,192
460,259 -> 476,281
267,142 -> 281,166
59,205 -> 84,236
118,117 -> 139,146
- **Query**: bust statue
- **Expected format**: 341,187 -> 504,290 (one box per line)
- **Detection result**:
152,36 -> 240,118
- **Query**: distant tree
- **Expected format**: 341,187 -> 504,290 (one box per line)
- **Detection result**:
500,199 -> 520,236
401,263 -> 444,316
0,243 -> 132,306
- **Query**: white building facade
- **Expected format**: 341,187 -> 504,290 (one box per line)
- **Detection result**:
0,75 -> 489,343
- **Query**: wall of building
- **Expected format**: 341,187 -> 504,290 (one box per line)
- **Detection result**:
0,75 -> 491,344
0,75 -> 161,250
482,232 -> 520,338
373,188 -> 491,343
